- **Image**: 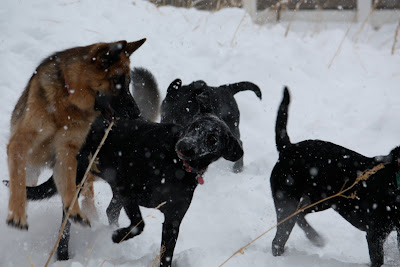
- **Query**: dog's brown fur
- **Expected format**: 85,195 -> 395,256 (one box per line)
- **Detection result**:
7,39 -> 146,229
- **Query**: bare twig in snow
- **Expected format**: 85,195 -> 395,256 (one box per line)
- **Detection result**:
353,0 -> 381,43
152,244 -> 166,267
328,22 -> 353,69
230,12 -> 247,47
392,17 -> 400,55
285,0 -> 305,37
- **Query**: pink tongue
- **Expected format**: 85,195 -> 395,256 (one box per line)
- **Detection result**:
198,176 -> 204,185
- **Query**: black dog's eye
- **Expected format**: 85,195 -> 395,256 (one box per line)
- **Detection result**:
207,135 -> 217,146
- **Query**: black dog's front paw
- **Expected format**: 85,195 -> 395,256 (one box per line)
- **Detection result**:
272,244 -> 285,256
57,247 -> 69,261
112,224 -> 144,243
112,227 -> 136,243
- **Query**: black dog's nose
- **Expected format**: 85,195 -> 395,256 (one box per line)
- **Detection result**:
176,140 -> 196,159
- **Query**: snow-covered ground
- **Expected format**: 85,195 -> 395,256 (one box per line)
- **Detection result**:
1,1 -> 400,266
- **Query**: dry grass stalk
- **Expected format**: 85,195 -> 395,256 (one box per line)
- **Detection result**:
219,163 -> 385,267
353,0 -> 382,43
285,0 -> 306,37
99,201 -> 167,267
151,244 -> 166,267
328,21 -> 353,69
27,255 -> 34,267
392,17 -> 400,55
45,120 -> 115,267
230,12 -> 247,47
267,0 -> 286,22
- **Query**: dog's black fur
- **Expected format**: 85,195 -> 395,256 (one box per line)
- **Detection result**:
160,78 -> 261,173
271,87 -> 400,267
19,73 -> 243,267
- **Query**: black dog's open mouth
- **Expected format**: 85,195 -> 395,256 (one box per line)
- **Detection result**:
176,150 -> 207,184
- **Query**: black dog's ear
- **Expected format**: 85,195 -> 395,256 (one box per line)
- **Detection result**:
388,146 -> 400,164
196,91 -> 213,113
223,132 -> 243,162
166,79 -> 182,99
193,80 -> 207,90
112,91 -> 141,120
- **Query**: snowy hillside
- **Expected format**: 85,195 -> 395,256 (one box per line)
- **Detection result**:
0,0 -> 399,266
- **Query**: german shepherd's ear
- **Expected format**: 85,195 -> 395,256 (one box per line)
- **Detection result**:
124,38 -> 147,57
196,91 -> 213,113
91,40 -> 127,69
223,132 -> 243,162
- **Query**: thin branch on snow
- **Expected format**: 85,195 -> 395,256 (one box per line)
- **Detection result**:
392,18 -> 400,55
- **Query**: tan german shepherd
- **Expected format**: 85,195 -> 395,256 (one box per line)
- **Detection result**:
7,39 -> 146,229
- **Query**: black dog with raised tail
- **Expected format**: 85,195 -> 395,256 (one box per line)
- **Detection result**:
271,87 -> 400,267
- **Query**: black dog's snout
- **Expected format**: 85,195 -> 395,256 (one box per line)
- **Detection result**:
176,140 -> 196,159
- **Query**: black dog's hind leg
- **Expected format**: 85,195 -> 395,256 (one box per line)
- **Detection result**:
296,213 -> 325,247
112,197 -> 144,243
366,228 -> 390,267
57,210 -> 71,261
106,185 -> 123,226
271,167 -> 300,256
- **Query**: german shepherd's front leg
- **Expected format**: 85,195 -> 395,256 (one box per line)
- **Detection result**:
6,132 -> 30,229
53,129 -> 90,227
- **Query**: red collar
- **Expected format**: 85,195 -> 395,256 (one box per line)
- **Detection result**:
181,159 -> 206,185
64,76 -> 74,94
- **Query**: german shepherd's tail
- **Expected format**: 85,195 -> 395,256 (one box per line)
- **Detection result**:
276,87 -> 291,153
131,67 -> 160,122
224,82 -> 262,100
3,178 -> 57,201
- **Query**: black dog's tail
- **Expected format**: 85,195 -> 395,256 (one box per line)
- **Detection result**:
131,67 -> 160,122
3,177 -> 58,201
276,87 -> 291,153
225,82 -> 262,100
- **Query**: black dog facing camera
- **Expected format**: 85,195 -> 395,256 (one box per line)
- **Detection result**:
160,77 -> 261,173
